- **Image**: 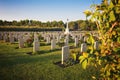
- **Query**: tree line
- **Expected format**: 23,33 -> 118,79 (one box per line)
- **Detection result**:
0,19 -> 97,31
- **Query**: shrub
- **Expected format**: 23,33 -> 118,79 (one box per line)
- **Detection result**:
24,38 -> 33,47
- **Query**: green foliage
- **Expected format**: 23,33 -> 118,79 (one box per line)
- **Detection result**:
0,19 -> 97,31
86,34 -> 95,45
24,38 -> 33,47
71,53 -> 76,61
0,20 -> 64,28
70,49 -> 80,62
57,42 -> 64,47
81,0 -> 120,79
79,55 -> 88,69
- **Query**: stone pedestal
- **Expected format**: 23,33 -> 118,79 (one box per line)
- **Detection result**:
64,35 -> 69,46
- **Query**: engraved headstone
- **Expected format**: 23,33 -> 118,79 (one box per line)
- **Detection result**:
9,33 -> 14,43
18,35 -> 24,48
51,38 -> 56,50
33,33 -> 39,52
75,37 -> 78,47
94,41 -> 99,50
61,46 -> 69,64
81,43 -> 87,52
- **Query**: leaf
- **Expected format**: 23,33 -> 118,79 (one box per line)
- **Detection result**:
109,1 -> 114,9
88,57 -> 95,65
113,47 -> 120,53
106,71 -> 110,76
98,60 -> 102,65
71,53 -> 76,61
87,35 -> 95,45
79,56 -> 85,63
112,31 -> 116,35
104,64 -> 109,72
92,76 -> 96,79
82,59 -> 88,69
117,37 -> 120,42
83,52 -> 89,58
90,47 -> 94,54
118,77 -> 120,80
109,11 -> 116,22
116,5 -> 120,14
84,10 -> 92,17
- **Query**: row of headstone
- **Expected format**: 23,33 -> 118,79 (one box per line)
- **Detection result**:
0,31 -> 100,55
61,41 -> 99,64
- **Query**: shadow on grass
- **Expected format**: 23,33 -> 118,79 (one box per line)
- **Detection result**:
37,48 -> 61,54
0,53 -> 59,67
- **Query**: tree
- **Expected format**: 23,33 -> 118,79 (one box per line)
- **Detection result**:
12,20 -> 18,26
46,21 -> 51,27
58,20 -> 64,28
79,0 -> 120,79
79,21 -> 87,30
0,20 -> 4,26
51,21 -> 58,27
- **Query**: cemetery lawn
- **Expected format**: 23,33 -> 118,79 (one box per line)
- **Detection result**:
0,41 -> 100,80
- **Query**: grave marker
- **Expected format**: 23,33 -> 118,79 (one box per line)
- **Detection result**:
75,37 -> 78,47
33,33 -> 39,52
51,38 -> 56,50
19,35 -> 24,48
81,43 -> 87,52
94,41 -> 99,50
61,46 -> 69,64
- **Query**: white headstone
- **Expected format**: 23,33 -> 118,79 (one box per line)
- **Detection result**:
94,41 -> 99,50
9,33 -> 14,43
75,37 -> 78,47
84,36 -> 87,42
19,35 -> 24,48
57,36 -> 60,43
3,33 -> 8,42
81,43 -> 87,52
46,36 -> 50,44
51,38 -> 56,50
61,46 -> 69,64
79,34 -> 82,40
33,33 -> 39,52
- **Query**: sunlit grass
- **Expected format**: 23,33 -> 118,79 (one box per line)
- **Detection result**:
0,41 -> 100,80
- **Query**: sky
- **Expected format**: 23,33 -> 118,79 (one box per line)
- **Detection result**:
0,0 -> 102,22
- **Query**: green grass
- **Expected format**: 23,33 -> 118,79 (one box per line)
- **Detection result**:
0,41 -> 100,80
